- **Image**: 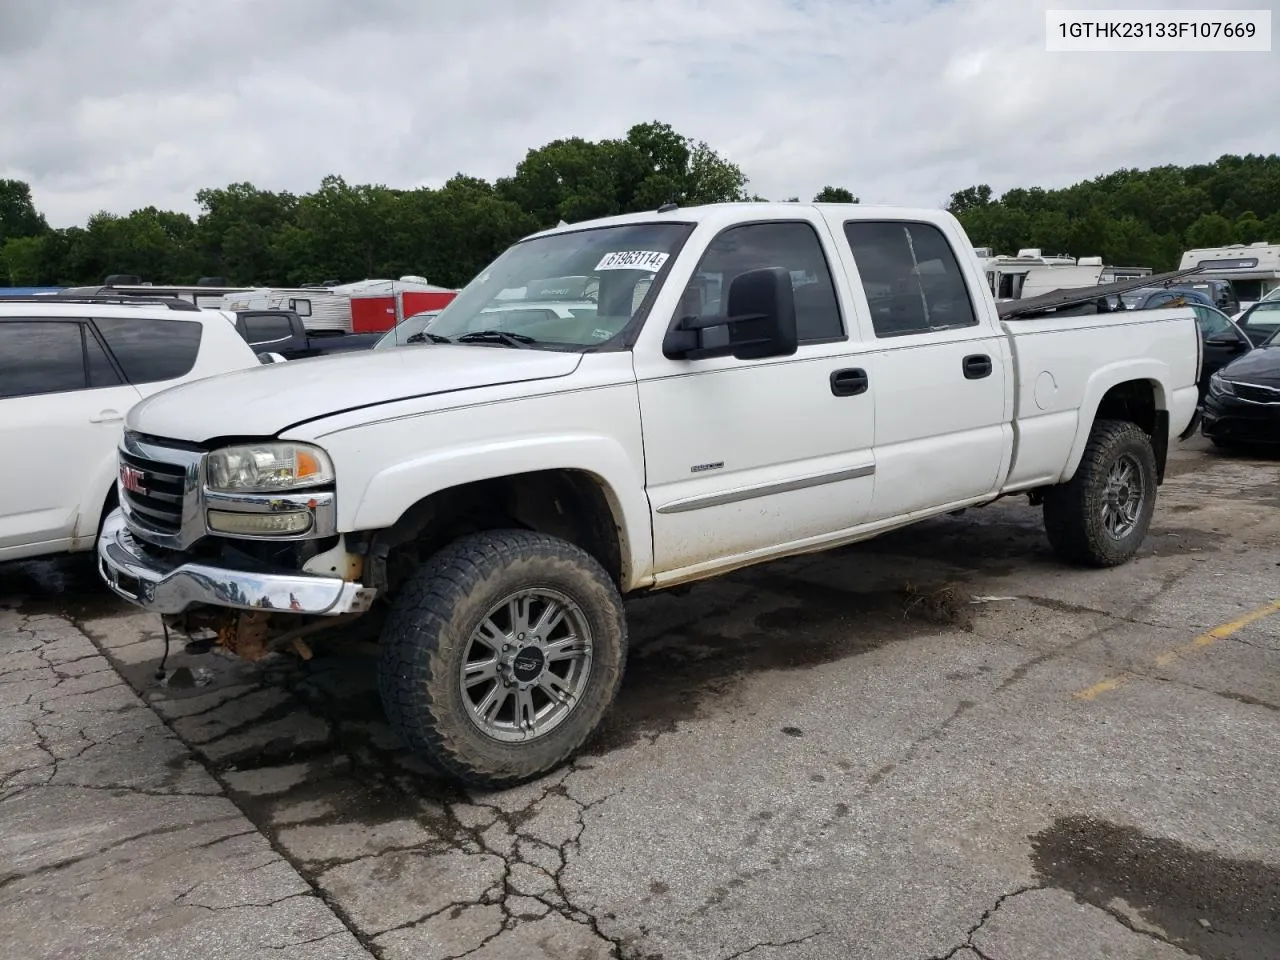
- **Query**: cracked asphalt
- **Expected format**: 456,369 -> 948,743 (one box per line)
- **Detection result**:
2,435 -> 1278,960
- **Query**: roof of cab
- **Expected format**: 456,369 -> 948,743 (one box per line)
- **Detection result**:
523,201 -> 955,241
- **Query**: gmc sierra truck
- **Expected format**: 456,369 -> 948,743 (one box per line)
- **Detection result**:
98,202 -> 1201,789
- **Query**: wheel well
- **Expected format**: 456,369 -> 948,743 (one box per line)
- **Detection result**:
367,470 -> 626,597
101,485 -> 118,520
1093,379 -> 1170,483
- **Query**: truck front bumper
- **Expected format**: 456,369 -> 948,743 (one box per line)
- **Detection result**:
96,509 -> 377,617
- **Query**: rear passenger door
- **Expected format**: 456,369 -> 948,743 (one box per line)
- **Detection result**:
0,320 -> 142,557
828,217 -> 1011,521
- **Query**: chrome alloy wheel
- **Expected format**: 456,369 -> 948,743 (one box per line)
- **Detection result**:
1101,453 -> 1144,540
458,588 -> 593,742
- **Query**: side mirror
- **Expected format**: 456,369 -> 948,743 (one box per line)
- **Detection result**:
662,267 -> 799,361
1205,332 -> 1247,350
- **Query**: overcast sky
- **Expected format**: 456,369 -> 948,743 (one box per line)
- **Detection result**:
1,0 -> 1276,227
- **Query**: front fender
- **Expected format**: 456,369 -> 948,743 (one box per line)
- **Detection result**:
1058,359 -> 1181,483
349,433 -> 654,589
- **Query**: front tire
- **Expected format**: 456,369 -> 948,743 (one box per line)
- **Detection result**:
1042,419 -> 1158,568
377,530 -> 627,789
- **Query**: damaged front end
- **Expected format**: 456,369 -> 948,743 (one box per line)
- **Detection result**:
98,432 -> 378,663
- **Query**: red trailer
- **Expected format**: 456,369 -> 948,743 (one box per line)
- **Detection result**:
347,277 -> 458,334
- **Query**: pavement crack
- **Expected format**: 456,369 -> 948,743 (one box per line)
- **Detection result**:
720,929 -> 825,959
924,884 -> 1045,960
0,815 -> 244,892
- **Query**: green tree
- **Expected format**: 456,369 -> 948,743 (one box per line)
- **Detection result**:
0,179 -> 48,247
813,186 -> 858,203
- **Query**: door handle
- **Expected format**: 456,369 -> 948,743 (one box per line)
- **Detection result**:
963,354 -> 992,380
89,410 -> 122,423
830,368 -> 869,397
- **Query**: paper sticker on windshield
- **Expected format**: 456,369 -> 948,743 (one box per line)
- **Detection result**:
595,250 -> 669,272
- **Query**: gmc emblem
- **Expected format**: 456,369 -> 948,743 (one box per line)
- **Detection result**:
120,464 -> 147,495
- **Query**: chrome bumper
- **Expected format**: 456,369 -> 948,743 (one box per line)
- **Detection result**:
96,509 -> 376,617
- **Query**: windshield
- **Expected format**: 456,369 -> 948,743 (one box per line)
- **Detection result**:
421,222 -> 693,350
373,312 -> 440,349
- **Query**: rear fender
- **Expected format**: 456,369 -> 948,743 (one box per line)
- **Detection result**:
1059,360 -> 1170,483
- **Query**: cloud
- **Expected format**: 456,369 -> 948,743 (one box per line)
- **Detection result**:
0,0 -> 1276,226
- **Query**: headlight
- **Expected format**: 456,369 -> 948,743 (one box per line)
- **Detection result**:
1207,373 -> 1235,398
206,443 -> 334,493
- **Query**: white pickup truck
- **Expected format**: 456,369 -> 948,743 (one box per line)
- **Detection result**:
98,202 -> 1201,788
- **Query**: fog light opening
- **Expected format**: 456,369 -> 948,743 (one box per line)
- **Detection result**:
207,510 -> 313,536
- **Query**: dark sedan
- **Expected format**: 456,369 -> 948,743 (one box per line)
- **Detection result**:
1201,328 -> 1280,447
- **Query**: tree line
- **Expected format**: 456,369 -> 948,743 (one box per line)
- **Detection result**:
1,119 -> 1277,288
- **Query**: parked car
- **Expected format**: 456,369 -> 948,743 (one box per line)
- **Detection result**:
1201,327 -> 1280,446
232,309 -> 383,359
1119,286 -> 1216,311
0,296 -> 267,564
1232,300 -> 1280,348
97,202 -> 1201,788
1170,278 -> 1239,316
372,311 -> 442,349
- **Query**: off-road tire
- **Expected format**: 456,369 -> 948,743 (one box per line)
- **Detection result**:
377,529 -> 627,789
1042,418 -> 1158,568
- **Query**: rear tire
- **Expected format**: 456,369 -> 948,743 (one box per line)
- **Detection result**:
377,530 -> 627,789
1042,419 -> 1157,568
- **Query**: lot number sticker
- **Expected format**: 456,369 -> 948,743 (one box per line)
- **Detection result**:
595,250 -> 669,271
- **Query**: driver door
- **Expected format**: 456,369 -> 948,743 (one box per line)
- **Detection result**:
632,216 -> 877,583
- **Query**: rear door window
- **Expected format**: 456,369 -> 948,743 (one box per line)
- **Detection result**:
93,316 -> 203,384
0,321 -> 89,399
242,314 -> 294,345
842,221 -> 979,337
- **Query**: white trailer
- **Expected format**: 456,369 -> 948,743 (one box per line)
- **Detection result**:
1178,241 -> 1280,313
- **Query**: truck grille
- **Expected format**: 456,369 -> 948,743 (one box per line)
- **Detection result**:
120,450 -> 188,535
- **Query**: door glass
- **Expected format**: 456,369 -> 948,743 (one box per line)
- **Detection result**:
244,315 -> 293,343
0,321 -> 88,399
93,316 -> 203,384
842,221 -> 978,337
680,221 -> 844,343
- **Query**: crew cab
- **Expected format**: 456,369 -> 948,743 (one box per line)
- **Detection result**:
97,203 -> 1201,788
232,309 -> 382,359
0,296 -> 267,563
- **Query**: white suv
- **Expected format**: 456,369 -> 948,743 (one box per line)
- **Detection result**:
0,296 -> 266,563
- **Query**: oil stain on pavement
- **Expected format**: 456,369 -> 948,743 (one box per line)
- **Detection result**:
1030,815 -> 1280,960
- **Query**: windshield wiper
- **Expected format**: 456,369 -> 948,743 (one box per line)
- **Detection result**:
455,330 -> 537,348
404,331 -> 452,344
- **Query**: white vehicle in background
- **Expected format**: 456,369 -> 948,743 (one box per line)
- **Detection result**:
0,295 -> 268,564
980,249 -> 1106,301
1178,241 -> 1280,316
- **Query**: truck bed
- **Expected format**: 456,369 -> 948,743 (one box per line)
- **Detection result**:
1000,306 -> 1200,492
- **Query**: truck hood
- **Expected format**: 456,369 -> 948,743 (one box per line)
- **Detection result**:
126,345 -> 583,443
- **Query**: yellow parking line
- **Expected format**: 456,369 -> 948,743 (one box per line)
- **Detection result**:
1073,598 -> 1280,701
